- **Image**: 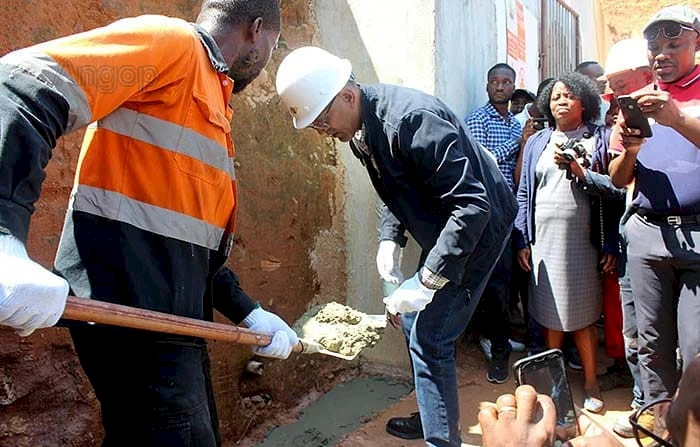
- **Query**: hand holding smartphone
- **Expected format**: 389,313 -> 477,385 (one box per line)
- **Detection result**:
617,95 -> 653,138
513,349 -> 579,442
532,117 -> 549,131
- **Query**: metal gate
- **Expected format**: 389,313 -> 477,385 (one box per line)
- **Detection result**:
540,0 -> 580,79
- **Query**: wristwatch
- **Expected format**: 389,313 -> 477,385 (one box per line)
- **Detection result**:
419,266 -> 449,290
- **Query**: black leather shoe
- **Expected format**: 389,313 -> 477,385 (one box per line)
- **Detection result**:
386,412 -> 423,440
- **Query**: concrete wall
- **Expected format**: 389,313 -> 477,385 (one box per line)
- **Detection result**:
436,0 -> 500,118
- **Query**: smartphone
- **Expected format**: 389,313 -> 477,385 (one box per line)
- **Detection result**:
513,349 -> 579,441
532,117 -> 549,131
617,95 -> 653,138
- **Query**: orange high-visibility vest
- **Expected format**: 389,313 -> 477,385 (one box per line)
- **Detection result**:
3,15 -> 237,250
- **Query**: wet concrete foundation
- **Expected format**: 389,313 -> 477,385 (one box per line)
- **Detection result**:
256,377 -> 412,447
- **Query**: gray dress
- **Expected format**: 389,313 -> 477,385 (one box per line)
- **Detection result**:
529,128 -> 602,332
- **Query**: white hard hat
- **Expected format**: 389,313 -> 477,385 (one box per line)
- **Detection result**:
276,46 -> 352,129
600,39 -> 649,80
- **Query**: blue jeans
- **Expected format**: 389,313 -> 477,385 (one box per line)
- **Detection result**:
401,240 -> 505,447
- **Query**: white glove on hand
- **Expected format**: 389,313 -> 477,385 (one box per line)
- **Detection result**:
0,234 -> 69,336
376,240 -> 404,284
242,307 -> 299,359
383,273 -> 436,315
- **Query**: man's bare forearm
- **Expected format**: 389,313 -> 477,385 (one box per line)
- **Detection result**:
609,153 -> 636,188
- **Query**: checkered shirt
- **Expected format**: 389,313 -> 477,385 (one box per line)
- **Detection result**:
465,103 -> 522,190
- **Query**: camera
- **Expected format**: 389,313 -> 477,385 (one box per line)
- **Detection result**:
559,138 -> 590,168
558,135 -> 592,180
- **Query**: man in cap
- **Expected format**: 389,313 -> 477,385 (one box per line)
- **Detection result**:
610,4 -> 700,415
276,46 -> 517,447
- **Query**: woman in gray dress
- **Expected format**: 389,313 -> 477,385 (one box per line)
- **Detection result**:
514,72 -> 625,413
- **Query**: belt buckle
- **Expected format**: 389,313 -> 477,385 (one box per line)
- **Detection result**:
667,215 -> 682,225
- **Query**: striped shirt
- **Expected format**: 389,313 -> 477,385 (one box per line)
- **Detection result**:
466,102 -> 522,189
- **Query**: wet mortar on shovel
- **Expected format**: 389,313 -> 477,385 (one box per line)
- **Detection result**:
293,302 -> 386,360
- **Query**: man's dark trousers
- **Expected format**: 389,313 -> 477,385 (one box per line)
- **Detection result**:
477,239 -> 513,359
626,212 -> 700,401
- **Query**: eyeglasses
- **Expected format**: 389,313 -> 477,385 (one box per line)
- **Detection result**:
644,22 -> 697,41
310,96 -> 337,131
629,398 -> 677,447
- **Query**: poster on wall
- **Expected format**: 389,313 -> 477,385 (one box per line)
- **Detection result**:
506,0 -> 539,92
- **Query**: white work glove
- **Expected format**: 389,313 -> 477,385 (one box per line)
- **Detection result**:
242,307 -> 299,359
376,240 -> 404,284
0,234 -> 69,336
383,273 -> 436,315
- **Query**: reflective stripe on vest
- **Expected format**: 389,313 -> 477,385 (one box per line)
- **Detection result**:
72,184 -> 225,249
0,50 -> 92,133
95,107 -> 235,180
72,104 -> 236,249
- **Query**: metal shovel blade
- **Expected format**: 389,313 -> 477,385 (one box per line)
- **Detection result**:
298,339 -> 359,361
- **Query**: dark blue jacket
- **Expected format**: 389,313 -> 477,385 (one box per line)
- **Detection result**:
355,84 -> 517,290
514,124 -> 625,255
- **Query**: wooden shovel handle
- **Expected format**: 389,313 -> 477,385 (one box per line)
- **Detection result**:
63,295 -> 276,347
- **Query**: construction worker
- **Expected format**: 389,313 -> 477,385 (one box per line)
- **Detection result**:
276,46 -> 517,447
0,0 -> 298,445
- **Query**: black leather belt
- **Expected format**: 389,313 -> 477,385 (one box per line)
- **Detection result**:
637,208 -> 700,226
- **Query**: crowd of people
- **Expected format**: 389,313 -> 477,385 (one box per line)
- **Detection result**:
0,1 -> 698,447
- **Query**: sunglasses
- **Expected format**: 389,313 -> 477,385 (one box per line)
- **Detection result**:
310,96 -> 337,131
644,22 -> 697,41
629,398 -> 677,447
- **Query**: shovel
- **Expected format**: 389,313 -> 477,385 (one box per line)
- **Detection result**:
61,296 -> 385,360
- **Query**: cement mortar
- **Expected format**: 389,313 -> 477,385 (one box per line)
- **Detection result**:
255,377 -> 411,447
293,303 -> 385,357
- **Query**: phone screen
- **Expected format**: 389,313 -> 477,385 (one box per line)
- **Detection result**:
514,350 -> 578,441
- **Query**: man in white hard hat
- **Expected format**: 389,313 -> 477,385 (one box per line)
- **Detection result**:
602,39 -> 654,101
276,46 -> 517,447
594,38 -> 654,439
